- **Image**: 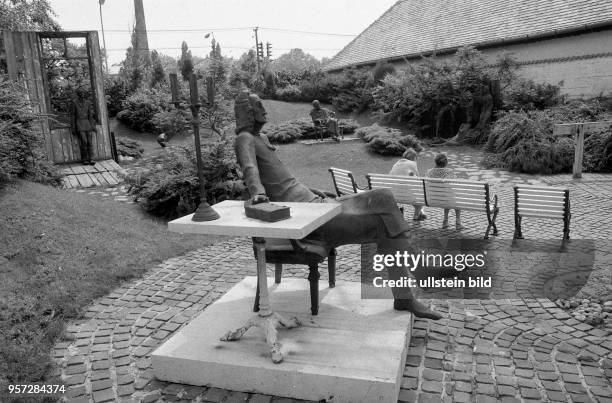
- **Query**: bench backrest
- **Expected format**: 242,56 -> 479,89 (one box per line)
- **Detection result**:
328,167 -> 358,196
514,185 -> 569,219
423,178 -> 490,211
366,173 -> 426,205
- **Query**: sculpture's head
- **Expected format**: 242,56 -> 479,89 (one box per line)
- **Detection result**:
312,100 -> 321,109
234,90 -> 267,135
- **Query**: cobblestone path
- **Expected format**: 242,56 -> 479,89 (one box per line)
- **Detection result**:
56,161 -> 612,402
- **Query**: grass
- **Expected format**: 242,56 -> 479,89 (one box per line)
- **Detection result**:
0,180 -> 219,391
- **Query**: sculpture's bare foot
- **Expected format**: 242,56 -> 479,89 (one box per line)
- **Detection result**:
278,314 -> 301,329
270,343 -> 284,363
394,299 -> 443,320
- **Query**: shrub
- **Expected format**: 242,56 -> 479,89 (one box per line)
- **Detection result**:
356,124 -> 423,156
261,118 -> 360,144
484,111 -> 573,174
0,77 -> 62,184
583,128 -> 612,172
104,76 -> 131,117
150,109 -> 190,137
126,136 -> 245,218
503,79 -> 564,110
116,139 -> 144,159
116,87 -> 170,133
274,85 -> 303,102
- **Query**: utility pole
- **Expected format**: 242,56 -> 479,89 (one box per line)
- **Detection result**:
253,26 -> 260,72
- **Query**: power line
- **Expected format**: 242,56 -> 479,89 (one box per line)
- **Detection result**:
105,45 -> 342,52
83,26 -> 357,37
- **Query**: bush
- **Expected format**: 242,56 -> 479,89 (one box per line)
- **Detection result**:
150,109 -> 190,137
583,128 -> 612,172
261,118 -> 360,144
503,79 -> 564,110
0,78 -> 62,184
274,85 -> 303,102
126,136 -> 245,218
356,124 -> 423,156
484,111 -> 572,174
104,76 -> 131,117
116,87 -> 170,133
116,139 -> 144,159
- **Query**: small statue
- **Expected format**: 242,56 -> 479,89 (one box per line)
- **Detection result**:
309,100 -> 340,142
72,89 -> 96,165
234,90 -> 442,320
157,132 -> 168,148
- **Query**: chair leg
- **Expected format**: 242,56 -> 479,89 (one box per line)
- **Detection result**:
308,264 -> 320,315
253,275 -> 260,312
328,248 -> 336,288
275,263 -> 282,284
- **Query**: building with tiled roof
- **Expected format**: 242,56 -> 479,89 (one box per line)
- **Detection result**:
325,0 -> 612,97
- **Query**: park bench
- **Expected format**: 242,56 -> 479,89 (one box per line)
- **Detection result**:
328,167 -> 365,196
513,185 -> 570,240
422,178 -> 499,239
365,173 -> 426,216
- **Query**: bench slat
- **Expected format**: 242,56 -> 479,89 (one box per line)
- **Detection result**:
515,185 -> 568,193
427,201 -> 488,211
518,203 -> 565,212
425,180 -> 485,188
425,183 -> 487,193
517,198 -> 565,208
518,207 -> 565,217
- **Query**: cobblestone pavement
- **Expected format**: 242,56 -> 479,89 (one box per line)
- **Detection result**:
55,155 -> 612,402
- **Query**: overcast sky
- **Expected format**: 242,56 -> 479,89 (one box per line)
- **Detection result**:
48,0 -> 397,72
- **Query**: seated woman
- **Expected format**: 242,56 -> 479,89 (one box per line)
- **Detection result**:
388,148 -> 427,221
427,153 -> 464,230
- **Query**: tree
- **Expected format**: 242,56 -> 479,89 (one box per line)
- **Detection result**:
150,50 -> 166,88
178,41 -> 194,81
119,29 -> 150,91
270,49 -> 321,72
0,0 -> 59,31
208,38 -> 227,86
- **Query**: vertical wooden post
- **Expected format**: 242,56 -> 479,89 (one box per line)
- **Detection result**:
573,124 -> 584,179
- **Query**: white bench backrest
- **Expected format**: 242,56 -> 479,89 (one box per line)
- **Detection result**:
366,173 -> 426,205
515,185 -> 569,219
329,167 -> 357,195
424,179 -> 488,210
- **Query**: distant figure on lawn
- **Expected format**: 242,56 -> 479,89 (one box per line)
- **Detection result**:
310,100 -> 339,142
72,89 -> 96,165
389,148 -> 427,221
427,153 -> 464,230
157,133 -> 168,148
233,90 -> 441,320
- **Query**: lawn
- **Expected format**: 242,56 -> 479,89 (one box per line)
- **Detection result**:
0,181 -> 219,391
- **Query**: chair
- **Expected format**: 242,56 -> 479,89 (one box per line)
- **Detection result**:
313,111 -> 343,142
253,239 -> 336,316
513,185 -> 570,240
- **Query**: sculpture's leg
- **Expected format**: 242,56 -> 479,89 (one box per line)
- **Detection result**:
253,237 -> 272,317
264,315 -> 284,363
276,312 -> 301,328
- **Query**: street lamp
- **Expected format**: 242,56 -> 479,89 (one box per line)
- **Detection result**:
98,0 -> 109,72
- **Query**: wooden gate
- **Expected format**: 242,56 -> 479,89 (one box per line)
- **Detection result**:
1,30 -> 113,164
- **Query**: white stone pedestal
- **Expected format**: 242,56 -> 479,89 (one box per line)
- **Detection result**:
151,277 -> 412,403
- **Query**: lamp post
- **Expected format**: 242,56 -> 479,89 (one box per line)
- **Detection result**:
169,72 -> 220,221
98,0 -> 109,73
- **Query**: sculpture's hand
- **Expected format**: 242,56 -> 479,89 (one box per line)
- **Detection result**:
251,194 -> 270,204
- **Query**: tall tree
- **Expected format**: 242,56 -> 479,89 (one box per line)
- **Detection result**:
270,49 -> 321,72
178,41 -> 194,81
149,50 -> 166,88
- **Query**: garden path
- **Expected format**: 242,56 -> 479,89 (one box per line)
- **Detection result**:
56,144 -> 612,403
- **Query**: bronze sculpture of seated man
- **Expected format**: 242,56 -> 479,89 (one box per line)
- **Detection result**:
234,91 -> 442,320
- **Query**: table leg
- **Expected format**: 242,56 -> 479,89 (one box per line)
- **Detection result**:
220,237 -> 301,363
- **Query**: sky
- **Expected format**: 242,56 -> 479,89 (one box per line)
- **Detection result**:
48,0 -> 398,72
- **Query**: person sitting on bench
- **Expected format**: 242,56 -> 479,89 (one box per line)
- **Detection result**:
310,100 -> 340,142
234,90 -> 442,320
389,148 -> 427,221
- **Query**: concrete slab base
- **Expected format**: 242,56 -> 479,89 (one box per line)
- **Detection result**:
151,277 -> 412,403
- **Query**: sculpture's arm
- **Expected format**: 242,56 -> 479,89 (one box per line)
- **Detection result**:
235,132 -> 267,199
